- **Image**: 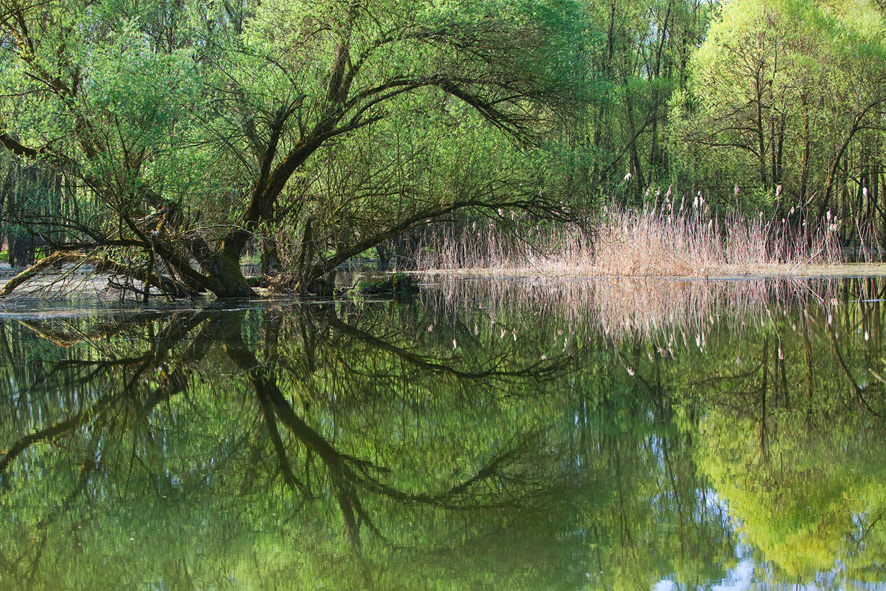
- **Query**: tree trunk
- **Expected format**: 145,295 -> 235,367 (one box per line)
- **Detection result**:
203,249 -> 255,298
754,72 -> 768,189
799,109 -> 811,206
261,237 -> 281,277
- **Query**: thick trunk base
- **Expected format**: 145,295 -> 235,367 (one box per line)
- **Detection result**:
205,252 -> 256,298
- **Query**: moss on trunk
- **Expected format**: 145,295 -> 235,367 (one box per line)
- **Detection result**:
203,251 -> 256,298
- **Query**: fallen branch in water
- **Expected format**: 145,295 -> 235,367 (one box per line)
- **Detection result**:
0,252 -> 195,298
0,252 -> 78,297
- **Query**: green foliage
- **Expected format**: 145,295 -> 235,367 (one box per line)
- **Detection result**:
569,0 -> 714,203
675,0 -> 886,227
2,0 -> 886,284
0,0 -> 591,296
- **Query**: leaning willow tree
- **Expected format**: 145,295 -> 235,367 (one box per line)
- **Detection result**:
0,0 -> 587,297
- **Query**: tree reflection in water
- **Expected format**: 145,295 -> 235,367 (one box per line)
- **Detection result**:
1,277 -> 886,589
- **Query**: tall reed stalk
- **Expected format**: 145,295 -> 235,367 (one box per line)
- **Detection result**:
417,203 -> 843,277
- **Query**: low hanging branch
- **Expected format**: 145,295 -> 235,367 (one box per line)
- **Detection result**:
0,252 -> 74,297
0,251 -> 188,298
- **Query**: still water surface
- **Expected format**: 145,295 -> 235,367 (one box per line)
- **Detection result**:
2,277 -> 886,590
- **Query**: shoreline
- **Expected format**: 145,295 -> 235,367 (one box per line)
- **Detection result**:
418,262 -> 886,281
2,263 -> 886,301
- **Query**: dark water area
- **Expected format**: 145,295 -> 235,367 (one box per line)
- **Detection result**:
2,276 -> 886,590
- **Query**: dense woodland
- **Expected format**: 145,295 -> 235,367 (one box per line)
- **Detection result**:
0,0 -> 885,297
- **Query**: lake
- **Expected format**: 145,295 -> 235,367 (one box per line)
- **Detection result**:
1,276 -> 886,590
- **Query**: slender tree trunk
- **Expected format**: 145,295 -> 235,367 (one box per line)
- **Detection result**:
648,1 -> 672,174
754,72 -> 768,189
772,114 -> 784,190
817,106 -> 879,222
260,237 -> 281,277
625,92 -> 646,198
799,109 -> 811,206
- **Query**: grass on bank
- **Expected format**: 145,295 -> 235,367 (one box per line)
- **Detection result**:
417,204 -> 846,278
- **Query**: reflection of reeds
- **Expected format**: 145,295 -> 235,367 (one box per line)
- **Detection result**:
417,206 -> 843,277
423,275 -> 838,345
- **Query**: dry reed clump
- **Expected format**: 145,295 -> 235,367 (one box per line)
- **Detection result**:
413,220 -> 540,273
417,204 -> 843,278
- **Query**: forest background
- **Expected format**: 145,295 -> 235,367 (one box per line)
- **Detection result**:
0,0 -> 884,297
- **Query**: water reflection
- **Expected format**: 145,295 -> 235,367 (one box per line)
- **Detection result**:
0,278 -> 886,589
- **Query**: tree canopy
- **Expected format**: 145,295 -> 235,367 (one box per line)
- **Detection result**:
0,0 -> 588,297
2,0 -> 886,294
672,0 -> 886,220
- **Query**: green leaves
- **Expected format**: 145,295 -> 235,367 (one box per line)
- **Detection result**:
677,0 -> 886,219
0,0 -> 594,296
